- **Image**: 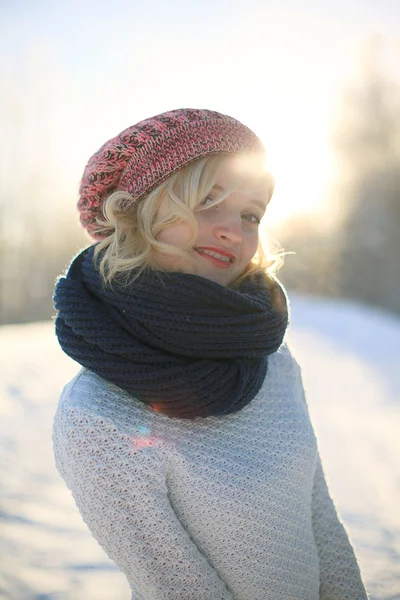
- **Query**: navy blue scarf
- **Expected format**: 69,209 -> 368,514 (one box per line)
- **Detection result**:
54,246 -> 289,419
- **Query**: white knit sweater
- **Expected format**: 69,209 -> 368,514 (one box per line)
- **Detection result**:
52,343 -> 368,600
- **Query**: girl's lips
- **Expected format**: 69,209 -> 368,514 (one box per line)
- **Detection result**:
195,246 -> 236,260
195,248 -> 233,269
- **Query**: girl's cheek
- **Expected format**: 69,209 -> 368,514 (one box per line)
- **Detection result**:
247,233 -> 260,260
196,212 -> 216,225
195,213 -> 216,236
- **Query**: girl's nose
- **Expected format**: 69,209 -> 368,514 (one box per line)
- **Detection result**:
213,216 -> 243,244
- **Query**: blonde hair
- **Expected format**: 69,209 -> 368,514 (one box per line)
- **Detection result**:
93,154 -> 286,288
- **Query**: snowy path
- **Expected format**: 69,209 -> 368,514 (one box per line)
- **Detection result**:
1,296 -> 399,599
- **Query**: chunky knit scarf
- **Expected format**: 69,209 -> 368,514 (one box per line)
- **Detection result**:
54,246 -> 289,419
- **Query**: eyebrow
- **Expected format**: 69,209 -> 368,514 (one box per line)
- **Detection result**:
212,184 -> 268,212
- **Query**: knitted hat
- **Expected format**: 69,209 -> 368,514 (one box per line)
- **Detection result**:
78,108 -> 265,239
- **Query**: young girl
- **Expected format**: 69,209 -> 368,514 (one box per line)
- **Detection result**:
52,108 -> 368,599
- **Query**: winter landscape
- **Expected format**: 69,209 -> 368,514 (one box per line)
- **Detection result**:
1,294 -> 399,600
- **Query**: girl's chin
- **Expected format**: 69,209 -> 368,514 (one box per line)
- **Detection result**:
197,269 -> 235,287
152,253 -> 240,286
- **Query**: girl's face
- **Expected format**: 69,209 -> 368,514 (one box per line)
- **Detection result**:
154,157 -> 271,287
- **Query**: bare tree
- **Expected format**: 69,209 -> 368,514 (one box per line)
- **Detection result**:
332,40 -> 400,314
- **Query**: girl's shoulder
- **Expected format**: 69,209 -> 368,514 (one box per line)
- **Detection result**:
55,368 -> 158,439
52,369 -> 167,493
270,339 -> 303,375
264,339 -> 308,403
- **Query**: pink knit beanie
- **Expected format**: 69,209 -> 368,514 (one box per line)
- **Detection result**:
78,108 -> 265,239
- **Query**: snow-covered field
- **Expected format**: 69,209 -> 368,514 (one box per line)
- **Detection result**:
1,295 -> 399,600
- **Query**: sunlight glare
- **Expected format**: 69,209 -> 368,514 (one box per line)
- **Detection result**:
260,121 -> 333,226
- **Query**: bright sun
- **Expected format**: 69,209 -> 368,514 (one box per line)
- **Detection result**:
259,123 -> 333,227
245,84 -> 335,229
266,144 -> 332,226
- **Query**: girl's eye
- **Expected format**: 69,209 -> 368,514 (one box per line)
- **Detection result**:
199,196 -> 216,207
242,214 -> 261,224
198,199 -> 260,224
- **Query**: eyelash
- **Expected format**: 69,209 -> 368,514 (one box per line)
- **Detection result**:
243,214 -> 261,224
199,197 -> 261,224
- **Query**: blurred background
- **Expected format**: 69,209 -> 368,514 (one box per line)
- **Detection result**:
1,1 -> 399,599
1,0 -> 399,324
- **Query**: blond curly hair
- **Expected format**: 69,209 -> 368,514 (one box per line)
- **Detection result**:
92,154 -> 286,288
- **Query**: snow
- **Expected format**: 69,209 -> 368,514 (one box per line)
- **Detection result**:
1,297 -> 399,600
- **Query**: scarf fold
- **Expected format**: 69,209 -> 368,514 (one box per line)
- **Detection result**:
54,246 -> 289,419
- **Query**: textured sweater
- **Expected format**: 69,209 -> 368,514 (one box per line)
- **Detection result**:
52,343 -> 368,600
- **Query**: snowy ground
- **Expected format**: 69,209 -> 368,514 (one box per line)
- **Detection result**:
0,295 -> 399,600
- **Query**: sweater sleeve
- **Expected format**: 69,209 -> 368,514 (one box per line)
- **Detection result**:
312,454 -> 369,599
52,404 -> 234,600
289,350 -> 368,599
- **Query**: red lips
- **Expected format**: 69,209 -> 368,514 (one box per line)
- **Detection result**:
195,246 -> 236,262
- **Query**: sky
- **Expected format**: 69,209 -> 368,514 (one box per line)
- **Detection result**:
1,0 -> 399,228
